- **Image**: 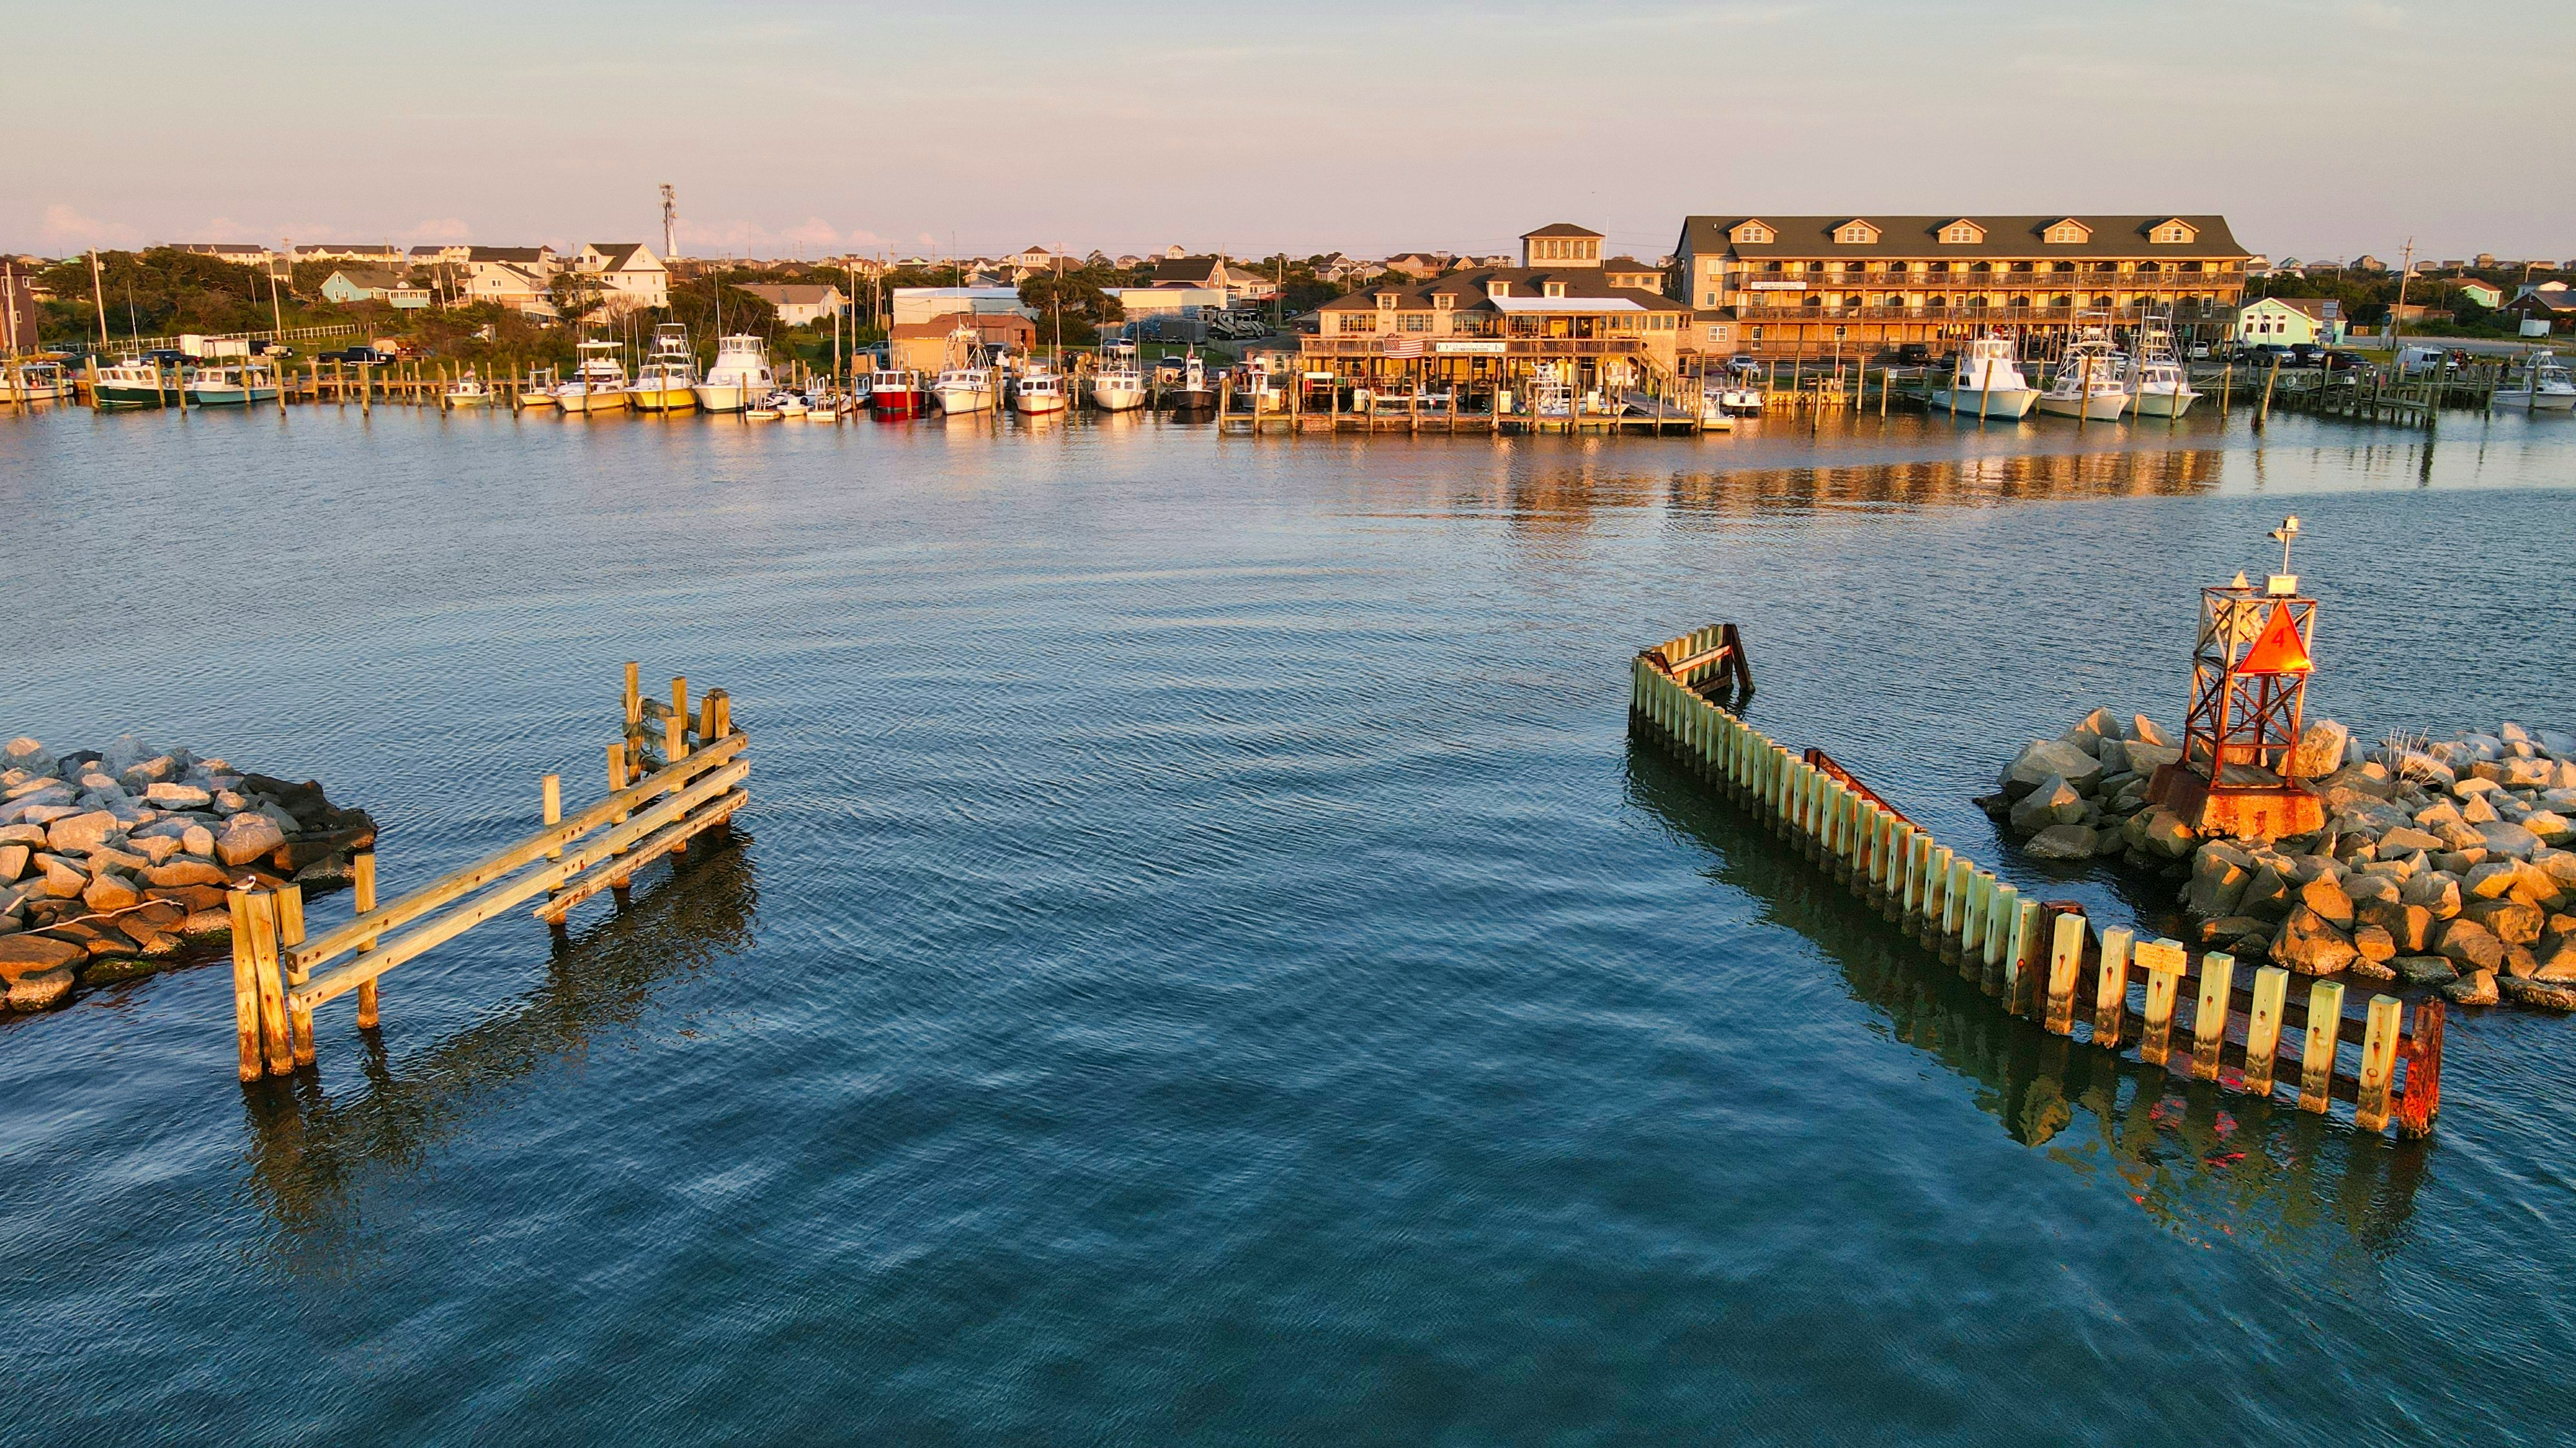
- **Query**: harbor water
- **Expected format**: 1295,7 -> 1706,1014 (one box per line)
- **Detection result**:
4,403 -> 2574,1444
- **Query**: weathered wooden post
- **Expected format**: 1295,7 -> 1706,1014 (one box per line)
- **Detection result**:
278,884 -> 314,1066
2190,950 -> 2236,1081
2354,994 -> 2403,1132
245,888 -> 292,1076
2093,926 -> 2134,1047
354,850 -> 381,1030
2240,964 -> 2289,1095
2043,911 -> 2086,1034
2298,980 -> 2345,1114
2397,1000 -> 2445,1138
229,888 -> 263,1081
2135,936 -> 2187,1066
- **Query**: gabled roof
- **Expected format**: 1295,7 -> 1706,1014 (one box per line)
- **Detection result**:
2245,296 -> 2339,320
1151,254 -> 1226,285
1678,215 -> 2249,260
469,245 -> 551,264
1521,222 -> 1604,240
325,266 -> 404,291
585,242 -> 654,271
738,283 -> 842,306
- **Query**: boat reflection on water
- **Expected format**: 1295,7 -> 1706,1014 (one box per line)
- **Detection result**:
234,834 -> 759,1260
1623,739 -> 2428,1261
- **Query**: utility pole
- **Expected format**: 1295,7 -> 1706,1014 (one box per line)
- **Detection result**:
2389,236 -> 2414,349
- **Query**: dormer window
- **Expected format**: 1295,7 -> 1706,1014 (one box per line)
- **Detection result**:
1432,293 -> 1454,310
1939,220 -> 1985,245
1730,220 -> 1773,245
2043,219 -> 2092,245
2149,219 -> 2198,244
1376,292 -> 1397,310
1486,280 -> 1510,298
1544,281 -> 1564,298
1834,220 -> 1880,245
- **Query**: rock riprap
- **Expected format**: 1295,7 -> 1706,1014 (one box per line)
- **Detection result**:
0,734 -> 374,1011
1980,714 -> 2576,1013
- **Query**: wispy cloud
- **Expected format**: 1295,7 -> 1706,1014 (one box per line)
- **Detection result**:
39,204 -> 139,248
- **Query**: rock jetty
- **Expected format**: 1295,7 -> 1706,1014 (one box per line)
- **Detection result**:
0,735 -> 373,1013
1984,711 -> 2576,1013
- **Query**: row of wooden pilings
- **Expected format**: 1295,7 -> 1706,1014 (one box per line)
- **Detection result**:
1630,625 -> 2443,1138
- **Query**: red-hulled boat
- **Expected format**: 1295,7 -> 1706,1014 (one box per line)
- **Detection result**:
866,368 -> 927,418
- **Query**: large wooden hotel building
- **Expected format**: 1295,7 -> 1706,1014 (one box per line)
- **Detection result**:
1669,214 -> 2253,358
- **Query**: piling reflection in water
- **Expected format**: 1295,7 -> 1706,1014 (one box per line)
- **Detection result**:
1622,741 -> 2427,1262
234,837 -> 760,1262
1662,446 -> 2226,517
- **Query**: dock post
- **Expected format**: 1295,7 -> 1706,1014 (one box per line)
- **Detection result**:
2136,938 -> 2186,1066
245,888 -> 292,1077
278,884 -> 314,1067
2092,927 -> 2134,1047
542,773 -> 565,931
2005,897 -> 2041,1013
228,888 -> 263,1081
1939,855 -> 1969,958
354,850 -> 381,1030
2043,911 -> 2086,1034
2190,951 -> 2236,1081
2297,980 -> 2347,1114
2241,965 -> 2289,1095
2353,995 -> 2404,1132
2397,1000 -> 2445,1138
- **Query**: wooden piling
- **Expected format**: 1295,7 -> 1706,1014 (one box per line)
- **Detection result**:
247,889 -> 292,1076
2190,950 -> 2235,1081
2297,980 -> 2345,1113
228,888 -> 263,1081
2241,965 -> 2288,1095
2354,994 -> 2403,1132
354,850 -> 380,1029
2092,926 -> 2133,1047
2043,911 -> 2085,1034
278,884 -> 314,1066
2136,937 -> 2186,1067
2397,1000 -> 2445,1137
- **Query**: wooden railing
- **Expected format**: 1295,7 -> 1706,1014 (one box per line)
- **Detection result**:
228,666 -> 748,1081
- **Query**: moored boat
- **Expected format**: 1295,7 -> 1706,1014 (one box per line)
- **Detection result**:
3,359 -> 76,404
2036,323 -> 2128,421
694,334 -> 773,414
441,369 -> 494,408
187,361 -> 280,406
93,357 -> 173,409
630,323 -> 699,412
1012,362 -> 1067,415
1928,334 -> 2039,419
1162,348 -> 1216,412
866,369 -> 927,417
553,341 -> 632,414
1088,341 -> 1145,412
2508,350 -> 2576,412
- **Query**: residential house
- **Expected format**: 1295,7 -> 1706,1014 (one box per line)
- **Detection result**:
1380,252 -> 1454,280
461,261 -> 556,317
1,262 -> 43,355
2503,286 -> 2576,334
2233,296 -> 2343,347
1108,285 -> 1227,341
1602,256 -> 1664,292
2351,254 -> 2386,273
466,245 -> 556,280
293,243 -> 401,263
1005,243 -> 1067,271
317,266 -> 410,305
573,242 -> 669,310
176,243 -> 274,266
889,286 -> 1032,328
1670,213 -> 2254,356
410,244 -> 471,265
737,283 -> 848,327
2454,278 -> 2505,309
1304,222 -> 1693,401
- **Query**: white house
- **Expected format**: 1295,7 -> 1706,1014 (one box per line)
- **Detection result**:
573,242 -> 668,311
2234,296 -> 2344,347
463,261 -> 556,317
737,283 -> 848,327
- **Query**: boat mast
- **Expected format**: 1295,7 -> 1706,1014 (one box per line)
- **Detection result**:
88,249 -> 111,353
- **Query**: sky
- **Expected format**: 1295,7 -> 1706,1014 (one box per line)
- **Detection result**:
9,0 -> 2571,265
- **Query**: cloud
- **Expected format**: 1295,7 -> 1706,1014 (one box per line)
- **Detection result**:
783,216 -> 842,247
39,204 -> 140,248
409,217 -> 474,242
672,216 -> 889,256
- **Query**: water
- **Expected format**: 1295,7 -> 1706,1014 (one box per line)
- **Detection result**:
3,403 -> 2573,1445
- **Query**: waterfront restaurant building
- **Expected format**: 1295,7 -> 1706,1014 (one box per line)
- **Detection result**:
1303,224 -> 1692,402
1669,215 -> 2253,358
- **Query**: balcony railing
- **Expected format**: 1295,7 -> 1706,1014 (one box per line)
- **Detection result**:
1734,300 -> 2240,322
1303,336 -> 1646,356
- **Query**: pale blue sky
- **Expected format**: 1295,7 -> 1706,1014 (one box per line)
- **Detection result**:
10,0 -> 2570,263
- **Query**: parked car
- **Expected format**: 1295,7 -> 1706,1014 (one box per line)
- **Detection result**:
1893,343 -> 1931,365
2186,343 -> 2211,360
2320,349 -> 2371,372
141,348 -> 188,367
320,345 -> 394,365
2284,343 -> 2326,367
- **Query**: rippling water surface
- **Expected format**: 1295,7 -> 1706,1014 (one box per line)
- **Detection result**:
3,403 -> 2573,1445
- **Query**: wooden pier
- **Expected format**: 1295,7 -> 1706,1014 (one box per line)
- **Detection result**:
227,665 -> 748,1081
1630,625 -> 2443,1138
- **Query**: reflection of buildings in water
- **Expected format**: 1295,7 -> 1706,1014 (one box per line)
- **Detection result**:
1665,446 -> 2224,516
1623,745 -> 2425,1262
236,839 -> 759,1262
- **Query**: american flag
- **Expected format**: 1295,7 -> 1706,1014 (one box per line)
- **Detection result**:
1383,336 -> 1425,357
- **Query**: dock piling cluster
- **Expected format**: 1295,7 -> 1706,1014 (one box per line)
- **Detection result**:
1630,626 -> 2443,1138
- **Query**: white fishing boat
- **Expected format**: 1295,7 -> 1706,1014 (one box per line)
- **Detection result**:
759,387 -> 809,418
801,384 -> 843,420
1928,334 -> 2039,419
93,357 -> 173,408
553,341 -> 631,414
2508,350 -> 2576,411
1012,362 -> 1067,415
187,361 -> 279,406
933,324 -> 995,414
516,365 -> 558,408
1524,362 -> 1573,419
2036,322 -> 2128,421
630,323 -> 698,412
1162,348 -> 1216,412
693,334 -> 773,414
441,369 -> 494,408
3,359 -> 75,404
2122,317 -> 2199,417
1089,341 -> 1146,411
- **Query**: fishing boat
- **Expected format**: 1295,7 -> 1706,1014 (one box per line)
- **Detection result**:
1524,362 -> 1573,420
2507,350 -> 2576,411
1161,348 -> 1217,413
92,357 -> 173,409
2122,316 -> 2199,417
1012,361 -> 1067,415
2035,322 -> 2128,421
630,323 -> 698,412
553,341 -> 632,414
440,369 -> 494,408
1927,334 -> 2040,419
516,365 -> 558,408
1716,360 -> 1766,414
3,359 -> 75,404
693,334 -> 773,414
802,383 -> 843,420
187,360 -> 279,406
932,325 -> 995,414
759,386 -> 809,419
866,369 -> 927,418
1089,341 -> 1146,411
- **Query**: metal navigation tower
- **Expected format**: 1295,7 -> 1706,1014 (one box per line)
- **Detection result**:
2145,517 -> 2325,839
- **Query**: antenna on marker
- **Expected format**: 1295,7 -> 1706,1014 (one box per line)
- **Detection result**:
659,184 -> 677,261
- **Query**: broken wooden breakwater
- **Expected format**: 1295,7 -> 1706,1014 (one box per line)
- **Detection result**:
227,665 -> 746,1081
1629,625 -> 2445,1138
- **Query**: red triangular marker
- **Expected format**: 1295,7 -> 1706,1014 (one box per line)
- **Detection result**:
2237,604 -> 2312,674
